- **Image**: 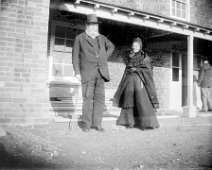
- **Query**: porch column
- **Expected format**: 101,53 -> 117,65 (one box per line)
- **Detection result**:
182,35 -> 197,117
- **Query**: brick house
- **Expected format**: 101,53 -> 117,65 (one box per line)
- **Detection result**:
0,0 -> 212,126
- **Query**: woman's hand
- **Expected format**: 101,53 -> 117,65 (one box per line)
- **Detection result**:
153,103 -> 159,109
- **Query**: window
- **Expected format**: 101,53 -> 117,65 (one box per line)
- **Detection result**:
50,24 -> 83,79
53,26 -> 76,77
171,0 -> 189,20
172,53 -> 180,81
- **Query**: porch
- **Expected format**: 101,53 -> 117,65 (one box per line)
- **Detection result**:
48,0 -> 212,119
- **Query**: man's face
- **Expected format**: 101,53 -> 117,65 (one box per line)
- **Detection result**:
87,23 -> 99,33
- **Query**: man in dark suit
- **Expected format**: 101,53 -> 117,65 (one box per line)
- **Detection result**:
198,60 -> 212,112
72,14 -> 115,132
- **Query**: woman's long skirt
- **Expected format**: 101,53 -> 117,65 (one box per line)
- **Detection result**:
117,72 -> 159,129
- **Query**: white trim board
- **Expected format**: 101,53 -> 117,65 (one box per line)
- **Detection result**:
57,2 -> 212,41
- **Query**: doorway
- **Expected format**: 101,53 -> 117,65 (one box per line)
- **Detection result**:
170,52 -> 182,110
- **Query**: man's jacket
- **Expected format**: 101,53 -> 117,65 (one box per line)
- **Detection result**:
198,63 -> 212,88
72,32 -> 115,83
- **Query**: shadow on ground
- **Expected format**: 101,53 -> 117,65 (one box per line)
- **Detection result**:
0,135 -> 59,169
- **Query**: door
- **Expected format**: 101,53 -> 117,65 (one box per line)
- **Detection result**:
169,52 -> 182,110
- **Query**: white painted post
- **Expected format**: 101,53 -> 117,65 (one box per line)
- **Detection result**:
183,35 -> 197,117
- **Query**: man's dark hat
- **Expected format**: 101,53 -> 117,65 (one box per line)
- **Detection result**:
86,14 -> 101,24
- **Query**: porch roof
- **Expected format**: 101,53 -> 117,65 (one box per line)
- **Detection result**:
50,0 -> 212,41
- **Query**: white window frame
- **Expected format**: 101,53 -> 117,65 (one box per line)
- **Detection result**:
171,52 -> 182,82
49,20 -> 84,82
170,0 -> 190,21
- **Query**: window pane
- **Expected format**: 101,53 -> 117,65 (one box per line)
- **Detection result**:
54,38 -> 65,52
172,68 -> 179,81
172,0 -> 175,8
65,40 -> 74,53
172,9 -> 176,16
176,1 -> 181,9
55,26 -> 66,38
182,4 -> 186,10
182,11 -> 186,19
66,28 -> 78,39
64,53 -> 72,64
176,9 -> 181,17
64,64 -> 74,77
172,53 -> 179,67
53,63 -> 63,76
172,0 -> 176,16
54,54 -> 64,64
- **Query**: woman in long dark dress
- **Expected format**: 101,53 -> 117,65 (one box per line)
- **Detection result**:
113,38 -> 159,130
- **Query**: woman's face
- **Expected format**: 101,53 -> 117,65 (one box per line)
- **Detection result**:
132,42 -> 141,53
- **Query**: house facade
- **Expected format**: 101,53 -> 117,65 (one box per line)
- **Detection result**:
0,0 -> 212,125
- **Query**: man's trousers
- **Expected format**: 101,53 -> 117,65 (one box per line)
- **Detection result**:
201,87 -> 212,111
81,71 -> 105,128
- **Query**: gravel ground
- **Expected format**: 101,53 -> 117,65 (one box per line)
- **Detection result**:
0,116 -> 212,170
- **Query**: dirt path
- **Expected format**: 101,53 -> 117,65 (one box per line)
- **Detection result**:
0,117 -> 212,170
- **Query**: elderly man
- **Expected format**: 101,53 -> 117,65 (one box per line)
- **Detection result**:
198,60 -> 212,112
72,14 -> 115,132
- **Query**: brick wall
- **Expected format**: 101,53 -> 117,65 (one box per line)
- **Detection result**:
153,67 -> 171,109
190,0 -> 212,29
0,0 -> 50,126
95,0 -> 170,17
106,62 -> 125,89
95,0 -> 212,29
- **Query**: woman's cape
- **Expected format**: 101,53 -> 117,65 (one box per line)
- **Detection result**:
113,63 -> 159,108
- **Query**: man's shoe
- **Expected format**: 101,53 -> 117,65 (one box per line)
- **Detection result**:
95,126 -> 105,132
82,127 -> 90,132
